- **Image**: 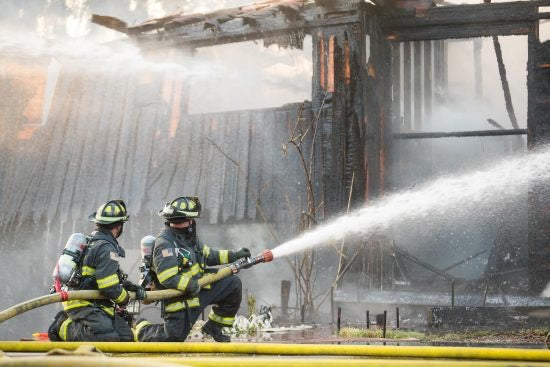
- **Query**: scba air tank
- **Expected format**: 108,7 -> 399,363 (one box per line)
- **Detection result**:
140,235 -> 155,264
140,235 -> 155,286
52,233 -> 88,285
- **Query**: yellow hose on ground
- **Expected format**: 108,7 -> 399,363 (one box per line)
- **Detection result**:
0,267 -> 233,324
0,342 -> 549,362
148,357 -> 550,367
0,356 -> 549,367
0,356 -> 185,367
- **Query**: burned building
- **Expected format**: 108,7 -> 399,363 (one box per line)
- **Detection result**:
91,0 -> 550,303
0,0 -> 549,335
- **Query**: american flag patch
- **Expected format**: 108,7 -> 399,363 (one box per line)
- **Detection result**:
110,252 -> 118,260
162,248 -> 174,257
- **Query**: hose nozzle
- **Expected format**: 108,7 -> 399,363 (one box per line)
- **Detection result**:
232,249 -> 273,272
260,249 -> 273,263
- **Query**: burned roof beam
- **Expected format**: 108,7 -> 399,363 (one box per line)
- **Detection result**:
90,15 -> 128,34
92,2 -> 361,49
160,15 -> 358,49
393,129 -> 527,140
381,0 -> 550,41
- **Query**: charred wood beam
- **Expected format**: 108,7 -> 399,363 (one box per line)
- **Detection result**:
493,35 -> 519,129
381,0 -> 550,42
393,128 -> 527,139
93,1 -> 550,47
140,15 -> 360,49
90,15 -> 128,33
95,3 -> 361,49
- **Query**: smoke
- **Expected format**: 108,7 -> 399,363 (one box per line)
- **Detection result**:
188,39 -> 312,114
0,28 -> 227,77
542,282 -> 550,298
272,145 -> 550,258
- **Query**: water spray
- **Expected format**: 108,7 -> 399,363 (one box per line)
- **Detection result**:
271,145 -> 550,259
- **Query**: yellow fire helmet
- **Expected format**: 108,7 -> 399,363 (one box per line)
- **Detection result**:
159,196 -> 201,220
89,200 -> 129,224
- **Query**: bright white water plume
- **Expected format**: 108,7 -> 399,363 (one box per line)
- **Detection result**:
272,145 -> 550,258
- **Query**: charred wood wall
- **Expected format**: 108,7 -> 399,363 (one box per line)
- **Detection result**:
0,60 -> 309,241
311,9 -> 393,218
312,23 -> 367,217
528,31 -> 550,294
365,13 -> 392,199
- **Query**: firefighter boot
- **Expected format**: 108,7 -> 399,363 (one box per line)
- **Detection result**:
47,310 -> 68,341
202,320 -> 230,342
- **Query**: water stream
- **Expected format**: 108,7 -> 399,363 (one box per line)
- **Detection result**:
272,145 -> 550,258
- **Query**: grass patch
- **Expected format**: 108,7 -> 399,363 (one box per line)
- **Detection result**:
426,328 -> 549,342
338,328 -> 548,343
339,327 -> 425,340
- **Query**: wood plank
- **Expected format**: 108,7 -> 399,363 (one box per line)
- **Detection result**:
403,42 -> 412,131
391,42 -> 401,130
221,112 -> 239,222
196,114 -> 211,207
246,110 -> 264,221
121,2 -> 361,49
413,41 -> 422,131
424,40 -> 432,122
204,116 -> 225,223
234,111 -> 252,221
382,0 -> 548,41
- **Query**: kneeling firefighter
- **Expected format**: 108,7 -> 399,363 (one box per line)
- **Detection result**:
135,196 -> 250,342
48,200 -> 146,341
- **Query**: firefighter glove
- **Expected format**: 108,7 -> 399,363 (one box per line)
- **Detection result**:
123,281 -> 147,301
235,247 -> 251,259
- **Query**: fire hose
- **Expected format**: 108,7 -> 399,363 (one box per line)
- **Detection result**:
0,250 -> 273,324
0,343 -> 549,362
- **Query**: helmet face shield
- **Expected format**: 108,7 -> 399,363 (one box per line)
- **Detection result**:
89,199 -> 129,224
159,196 -> 201,220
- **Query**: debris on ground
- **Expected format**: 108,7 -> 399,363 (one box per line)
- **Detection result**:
187,306 -> 277,341
339,327 -> 424,340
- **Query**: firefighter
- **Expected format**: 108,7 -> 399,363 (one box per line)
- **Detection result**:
135,196 -> 250,342
47,200 -> 147,341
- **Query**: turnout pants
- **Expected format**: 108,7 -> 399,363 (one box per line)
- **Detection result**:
62,306 -> 133,342
138,275 -> 242,342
